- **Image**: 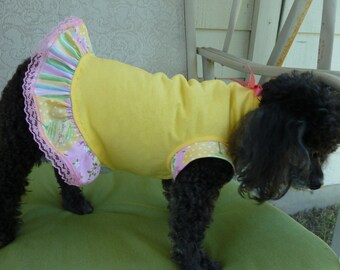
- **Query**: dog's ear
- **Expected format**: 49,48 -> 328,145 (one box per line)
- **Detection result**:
229,105 -> 310,202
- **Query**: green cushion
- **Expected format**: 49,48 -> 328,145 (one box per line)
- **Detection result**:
0,164 -> 339,270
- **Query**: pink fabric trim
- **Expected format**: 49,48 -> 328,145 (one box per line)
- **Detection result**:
22,17 -> 100,186
23,54 -> 76,183
171,141 -> 233,179
34,16 -> 84,56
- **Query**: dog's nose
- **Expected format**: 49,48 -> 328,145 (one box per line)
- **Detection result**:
309,169 -> 324,190
309,177 -> 323,190
310,183 -> 322,190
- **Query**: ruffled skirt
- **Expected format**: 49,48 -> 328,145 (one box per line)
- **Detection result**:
23,16 -> 101,186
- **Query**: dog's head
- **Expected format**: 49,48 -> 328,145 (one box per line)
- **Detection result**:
229,72 -> 340,202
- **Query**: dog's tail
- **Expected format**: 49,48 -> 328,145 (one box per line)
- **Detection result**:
0,58 -> 31,106
0,58 -> 42,163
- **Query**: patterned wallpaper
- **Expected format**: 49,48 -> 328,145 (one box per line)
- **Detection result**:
0,0 -> 187,91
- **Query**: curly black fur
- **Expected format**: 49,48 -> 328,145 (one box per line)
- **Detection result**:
1,59 -> 340,270
229,72 -> 340,202
163,158 -> 233,270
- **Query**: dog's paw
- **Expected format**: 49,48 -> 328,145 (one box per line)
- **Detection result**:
172,250 -> 221,270
200,254 -> 221,270
0,231 -> 15,249
63,199 -> 94,215
0,219 -> 20,249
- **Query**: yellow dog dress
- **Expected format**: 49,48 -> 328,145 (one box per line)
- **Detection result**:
23,17 -> 260,186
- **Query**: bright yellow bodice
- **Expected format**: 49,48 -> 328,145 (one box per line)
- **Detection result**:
71,54 -> 259,179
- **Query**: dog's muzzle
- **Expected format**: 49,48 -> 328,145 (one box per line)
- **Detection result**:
309,177 -> 323,190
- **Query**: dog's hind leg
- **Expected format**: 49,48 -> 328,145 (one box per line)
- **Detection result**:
163,158 -> 233,270
0,59 -> 44,248
54,168 -> 93,214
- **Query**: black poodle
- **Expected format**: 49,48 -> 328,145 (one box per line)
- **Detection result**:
1,56 -> 340,270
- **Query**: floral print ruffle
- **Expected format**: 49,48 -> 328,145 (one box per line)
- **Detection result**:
23,16 -> 101,186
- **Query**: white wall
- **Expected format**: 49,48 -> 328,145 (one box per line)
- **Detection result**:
281,0 -> 340,71
194,0 -> 255,80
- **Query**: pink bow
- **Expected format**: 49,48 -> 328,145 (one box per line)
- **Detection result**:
231,65 -> 263,96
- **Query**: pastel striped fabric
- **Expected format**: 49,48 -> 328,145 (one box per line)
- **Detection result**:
23,16 -> 101,186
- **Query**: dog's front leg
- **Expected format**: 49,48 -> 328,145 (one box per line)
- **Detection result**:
163,158 -> 233,270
